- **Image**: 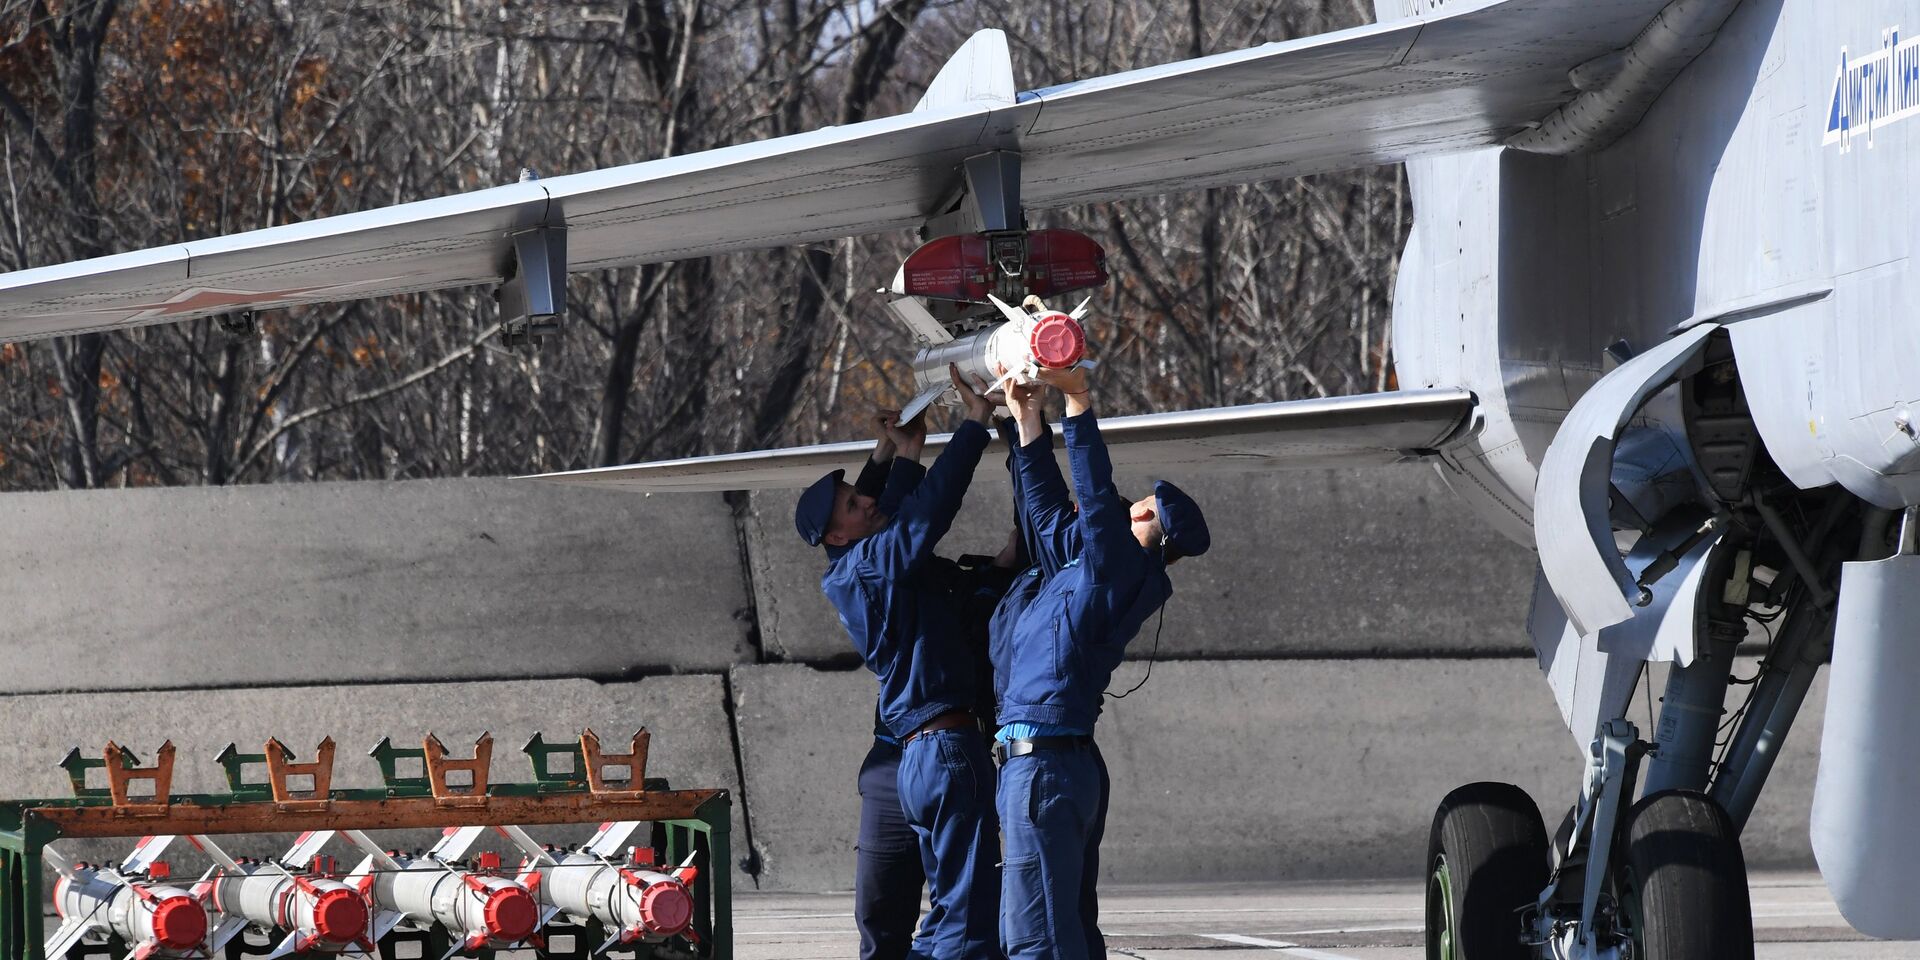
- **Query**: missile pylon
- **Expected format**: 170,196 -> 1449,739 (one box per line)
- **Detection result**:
499,823 -> 698,952
43,837 -> 213,960
342,828 -> 542,960
191,832 -> 375,958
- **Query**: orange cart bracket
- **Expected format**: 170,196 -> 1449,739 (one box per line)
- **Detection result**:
263,737 -> 336,807
580,728 -> 649,794
102,740 -> 174,809
422,733 -> 492,803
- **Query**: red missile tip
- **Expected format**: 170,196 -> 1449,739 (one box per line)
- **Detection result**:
1029,313 -> 1085,369
639,882 -> 693,936
311,888 -> 369,944
151,895 -> 207,949
483,885 -> 538,942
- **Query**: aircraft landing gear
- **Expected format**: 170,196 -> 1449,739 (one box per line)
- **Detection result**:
1619,790 -> 1753,959
1424,782 -> 1547,960
1424,780 -> 1757,959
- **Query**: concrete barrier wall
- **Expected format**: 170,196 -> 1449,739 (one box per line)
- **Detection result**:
730,661 -> 1826,892
0,475 -> 1824,894
0,479 -> 752,692
743,464 -> 1537,663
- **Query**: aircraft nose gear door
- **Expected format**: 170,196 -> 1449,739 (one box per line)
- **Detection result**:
1812,507 -> 1920,940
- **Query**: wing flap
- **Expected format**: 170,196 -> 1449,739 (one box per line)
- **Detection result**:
525,388 -> 1475,493
0,1 -> 1672,342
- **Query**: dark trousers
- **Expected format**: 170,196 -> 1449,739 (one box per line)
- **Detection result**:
996,741 -> 1109,960
898,728 -> 1003,960
857,739 -> 925,960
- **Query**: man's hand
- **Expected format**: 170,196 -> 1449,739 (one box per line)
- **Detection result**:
881,408 -> 928,462
871,410 -> 900,463
950,364 -> 995,426
1007,379 -> 1046,446
1036,364 -> 1093,417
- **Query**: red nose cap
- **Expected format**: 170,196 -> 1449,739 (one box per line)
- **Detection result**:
639,882 -> 694,936
310,888 -> 368,944
1028,313 -> 1085,369
484,885 -> 538,942
151,896 -> 207,950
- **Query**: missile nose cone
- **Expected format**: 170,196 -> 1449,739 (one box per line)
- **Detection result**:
639,882 -> 693,936
310,888 -> 368,944
483,885 -> 538,942
151,895 -> 207,950
1029,312 -> 1085,369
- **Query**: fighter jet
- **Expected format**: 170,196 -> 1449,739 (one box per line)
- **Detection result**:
1,1 -> 1917,957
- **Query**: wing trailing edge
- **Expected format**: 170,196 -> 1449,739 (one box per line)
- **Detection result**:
524,388 -> 1477,493
0,0 -> 1674,342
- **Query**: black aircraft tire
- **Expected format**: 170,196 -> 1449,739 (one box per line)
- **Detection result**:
1425,782 -> 1548,960
1623,790 -> 1755,960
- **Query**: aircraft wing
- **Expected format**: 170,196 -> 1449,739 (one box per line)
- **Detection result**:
0,0 -> 1671,342
525,389 -> 1476,493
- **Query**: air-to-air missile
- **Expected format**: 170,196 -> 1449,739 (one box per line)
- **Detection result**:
193,832 -> 375,958
882,227 -> 1107,424
497,822 -> 698,952
44,836 -> 212,960
342,828 -> 541,960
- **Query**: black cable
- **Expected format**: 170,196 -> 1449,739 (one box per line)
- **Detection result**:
1105,603 -> 1166,700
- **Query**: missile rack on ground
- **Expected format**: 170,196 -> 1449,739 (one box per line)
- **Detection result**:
0,730 -> 731,960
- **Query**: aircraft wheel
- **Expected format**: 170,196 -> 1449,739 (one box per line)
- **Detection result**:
1620,790 -> 1754,960
1425,782 -> 1548,960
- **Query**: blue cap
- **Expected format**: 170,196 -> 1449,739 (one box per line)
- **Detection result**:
1154,480 -> 1209,559
795,470 -> 845,546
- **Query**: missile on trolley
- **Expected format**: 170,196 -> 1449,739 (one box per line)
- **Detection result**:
190,832 -> 374,958
43,836 -> 212,960
496,822 -> 698,952
342,827 -> 541,960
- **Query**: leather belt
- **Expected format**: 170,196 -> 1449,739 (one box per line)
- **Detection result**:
991,735 -> 1092,766
904,709 -> 975,744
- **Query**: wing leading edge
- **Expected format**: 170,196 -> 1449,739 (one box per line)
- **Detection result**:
0,0 -> 1673,342
525,388 -> 1477,493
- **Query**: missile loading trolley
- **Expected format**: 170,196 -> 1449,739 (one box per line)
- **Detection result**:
0,730 -> 730,960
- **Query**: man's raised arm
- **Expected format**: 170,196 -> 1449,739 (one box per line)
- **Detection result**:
857,367 -> 997,580
1041,368 -> 1141,581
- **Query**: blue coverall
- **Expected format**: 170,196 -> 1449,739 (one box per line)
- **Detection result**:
854,425 -> 1025,960
988,411 -> 1174,960
824,420 -> 1000,960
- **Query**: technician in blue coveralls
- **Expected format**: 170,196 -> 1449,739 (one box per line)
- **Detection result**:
793,364 -> 1005,960
990,365 -> 1210,960
847,410 -> 1023,960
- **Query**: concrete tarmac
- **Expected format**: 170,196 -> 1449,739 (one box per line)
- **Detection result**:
729,871 -> 1903,959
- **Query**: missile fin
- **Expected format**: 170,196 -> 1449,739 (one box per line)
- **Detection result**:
281,830 -> 335,870
593,930 -> 624,956
495,825 -> 556,866
43,917 -> 92,960
986,293 -> 1028,326
209,916 -> 249,953
190,836 -> 244,874
123,836 -> 176,875
43,845 -> 76,879
429,826 -> 488,861
882,295 -> 954,345
1068,296 -> 1092,321
897,381 -> 951,426
341,832 -> 401,871
262,931 -> 303,960
371,910 -> 407,942
583,823 -> 646,860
